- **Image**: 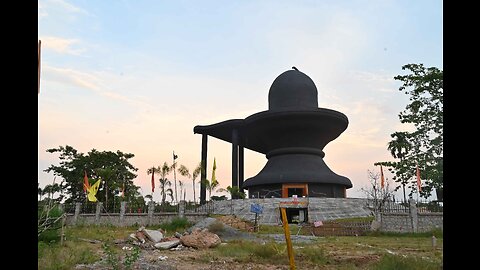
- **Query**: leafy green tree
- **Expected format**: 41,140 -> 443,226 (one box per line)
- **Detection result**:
44,145 -> 138,203
376,64 -> 443,199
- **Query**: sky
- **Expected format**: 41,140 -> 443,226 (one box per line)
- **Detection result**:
38,0 -> 443,202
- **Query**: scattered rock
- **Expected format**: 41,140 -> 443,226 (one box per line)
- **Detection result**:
174,232 -> 183,238
158,255 -> 168,261
129,233 -> 138,241
154,240 -> 181,250
135,231 -> 147,243
180,228 -> 221,248
142,229 -> 164,243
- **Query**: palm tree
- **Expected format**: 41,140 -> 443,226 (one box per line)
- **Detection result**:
38,184 -> 43,201
177,164 -> 191,203
166,188 -> 174,203
387,131 -> 412,203
218,185 -> 246,199
158,162 -> 172,205
192,163 -> 201,205
203,179 -> 221,201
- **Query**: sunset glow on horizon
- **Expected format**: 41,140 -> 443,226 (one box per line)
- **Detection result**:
38,0 -> 442,202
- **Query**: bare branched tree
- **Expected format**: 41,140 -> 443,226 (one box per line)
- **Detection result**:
361,169 -> 394,215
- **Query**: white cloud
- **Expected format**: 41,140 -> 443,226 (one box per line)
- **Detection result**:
42,64 -> 156,110
48,0 -> 89,15
40,36 -> 85,55
38,1 -> 48,18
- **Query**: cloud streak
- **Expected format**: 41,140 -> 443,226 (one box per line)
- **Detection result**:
40,36 -> 86,55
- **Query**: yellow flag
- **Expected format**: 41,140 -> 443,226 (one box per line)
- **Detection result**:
211,157 -> 217,185
87,179 -> 101,202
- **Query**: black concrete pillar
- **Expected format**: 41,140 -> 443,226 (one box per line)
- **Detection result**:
232,129 -> 239,196
200,134 -> 208,204
239,145 -> 244,190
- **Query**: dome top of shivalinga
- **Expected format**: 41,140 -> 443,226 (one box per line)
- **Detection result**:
268,67 -> 318,111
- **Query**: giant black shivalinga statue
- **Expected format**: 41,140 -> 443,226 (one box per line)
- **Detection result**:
194,68 -> 352,204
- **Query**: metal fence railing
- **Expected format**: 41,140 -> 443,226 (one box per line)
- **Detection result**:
125,202 -> 148,214
155,203 -> 179,213
60,200 -> 220,215
193,201 -> 215,213
382,201 -> 409,213
416,200 -> 443,213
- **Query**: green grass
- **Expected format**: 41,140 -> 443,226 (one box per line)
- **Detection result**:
257,224 -> 300,235
149,217 -> 191,234
38,223 -> 443,269
371,254 -> 441,270
366,228 -> 443,238
331,216 -> 375,223
213,240 -> 289,264
38,241 -> 99,270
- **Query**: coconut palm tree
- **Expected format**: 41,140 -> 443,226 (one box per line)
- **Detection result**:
192,163 -> 201,205
158,162 -> 172,205
177,164 -> 191,202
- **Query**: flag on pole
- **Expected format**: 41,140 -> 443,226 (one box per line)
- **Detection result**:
380,165 -> 385,189
83,171 -> 90,192
211,157 -> 217,185
86,179 -> 101,202
416,164 -> 422,192
151,169 -> 155,193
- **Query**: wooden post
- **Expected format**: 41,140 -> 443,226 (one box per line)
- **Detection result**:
280,207 -> 296,270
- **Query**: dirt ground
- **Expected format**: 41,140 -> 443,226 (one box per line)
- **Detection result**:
73,215 -> 442,270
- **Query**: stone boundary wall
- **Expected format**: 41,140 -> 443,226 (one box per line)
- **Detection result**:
64,198 -> 442,233
65,201 -> 208,227
378,199 -> 443,233
210,197 -> 373,225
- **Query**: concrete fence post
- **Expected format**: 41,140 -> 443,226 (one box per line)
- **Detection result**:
409,198 -> 418,233
148,201 -> 154,225
178,200 -> 186,218
95,202 -> 103,224
120,202 -> 126,224
74,202 -> 81,225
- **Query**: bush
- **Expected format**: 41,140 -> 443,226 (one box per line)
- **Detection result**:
156,217 -> 191,233
207,220 -> 225,233
38,205 -> 64,243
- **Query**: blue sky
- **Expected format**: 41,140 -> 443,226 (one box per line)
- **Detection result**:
38,0 -> 443,202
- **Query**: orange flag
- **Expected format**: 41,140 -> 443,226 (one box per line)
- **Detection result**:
416,164 -> 422,192
151,169 -> 155,193
83,171 -> 90,192
380,165 -> 385,189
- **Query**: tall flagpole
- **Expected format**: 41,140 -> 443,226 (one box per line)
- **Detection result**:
38,40 -> 41,94
173,151 -> 178,204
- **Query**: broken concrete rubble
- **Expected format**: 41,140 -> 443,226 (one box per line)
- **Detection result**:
154,239 -> 181,250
